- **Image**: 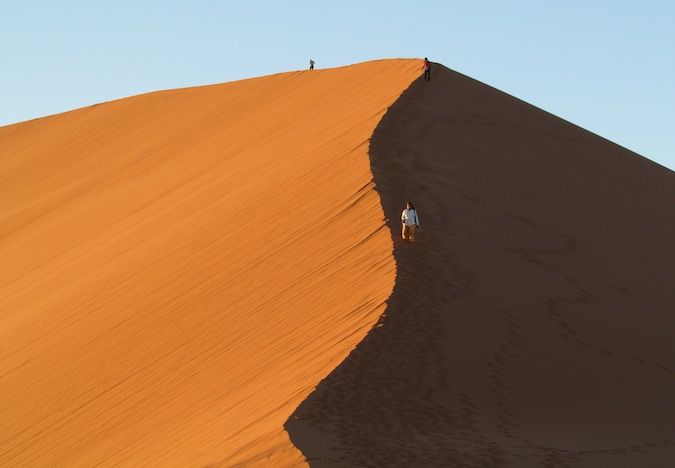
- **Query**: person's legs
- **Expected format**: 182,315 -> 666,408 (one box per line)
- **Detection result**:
409,224 -> 416,241
402,224 -> 409,240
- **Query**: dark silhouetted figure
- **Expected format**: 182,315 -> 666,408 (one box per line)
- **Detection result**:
423,57 -> 431,81
309,59 -> 315,70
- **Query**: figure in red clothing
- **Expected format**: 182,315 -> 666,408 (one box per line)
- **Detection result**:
423,57 -> 431,81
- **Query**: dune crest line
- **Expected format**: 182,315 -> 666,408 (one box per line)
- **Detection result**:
287,65 -> 675,467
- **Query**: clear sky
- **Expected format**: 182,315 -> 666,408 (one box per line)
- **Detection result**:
2,0 -> 674,170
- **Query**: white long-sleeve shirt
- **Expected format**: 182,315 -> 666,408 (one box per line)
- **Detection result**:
401,208 -> 419,226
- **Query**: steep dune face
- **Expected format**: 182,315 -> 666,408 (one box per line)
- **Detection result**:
0,60 -> 421,466
288,65 -> 675,466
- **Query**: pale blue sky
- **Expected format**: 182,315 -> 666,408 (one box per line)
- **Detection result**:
2,1 -> 674,170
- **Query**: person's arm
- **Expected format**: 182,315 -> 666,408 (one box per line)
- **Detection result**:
401,210 -> 407,223
415,211 -> 420,226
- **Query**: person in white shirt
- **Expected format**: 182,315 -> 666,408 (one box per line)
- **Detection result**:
401,202 -> 420,241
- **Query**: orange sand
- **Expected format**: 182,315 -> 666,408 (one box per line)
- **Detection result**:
0,60 -> 421,466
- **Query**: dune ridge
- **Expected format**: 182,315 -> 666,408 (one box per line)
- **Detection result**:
0,60 -> 422,466
287,65 -> 675,467
4,59 -> 674,468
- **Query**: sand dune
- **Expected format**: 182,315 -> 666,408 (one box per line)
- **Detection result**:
0,60 -> 421,466
3,59 -> 674,467
288,64 -> 675,466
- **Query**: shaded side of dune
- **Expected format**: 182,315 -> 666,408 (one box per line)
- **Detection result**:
287,65 -> 675,467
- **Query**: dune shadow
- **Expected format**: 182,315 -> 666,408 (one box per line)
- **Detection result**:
286,65 -> 675,467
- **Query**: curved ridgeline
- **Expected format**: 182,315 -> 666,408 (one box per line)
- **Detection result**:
287,64 -> 675,467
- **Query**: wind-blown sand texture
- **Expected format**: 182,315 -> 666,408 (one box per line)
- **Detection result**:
2,59 -> 674,467
288,64 -> 675,467
0,60 -> 421,466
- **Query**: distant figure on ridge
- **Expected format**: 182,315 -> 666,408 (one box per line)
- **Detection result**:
401,202 -> 420,241
423,57 -> 431,81
309,59 -> 315,70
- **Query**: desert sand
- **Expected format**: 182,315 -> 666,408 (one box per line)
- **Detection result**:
0,60 -> 421,466
288,64 -> 675,467
2,59 -> 674,467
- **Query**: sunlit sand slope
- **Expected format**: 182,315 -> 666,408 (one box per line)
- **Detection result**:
0,60 -> 421,466
288,64 -> 675,467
